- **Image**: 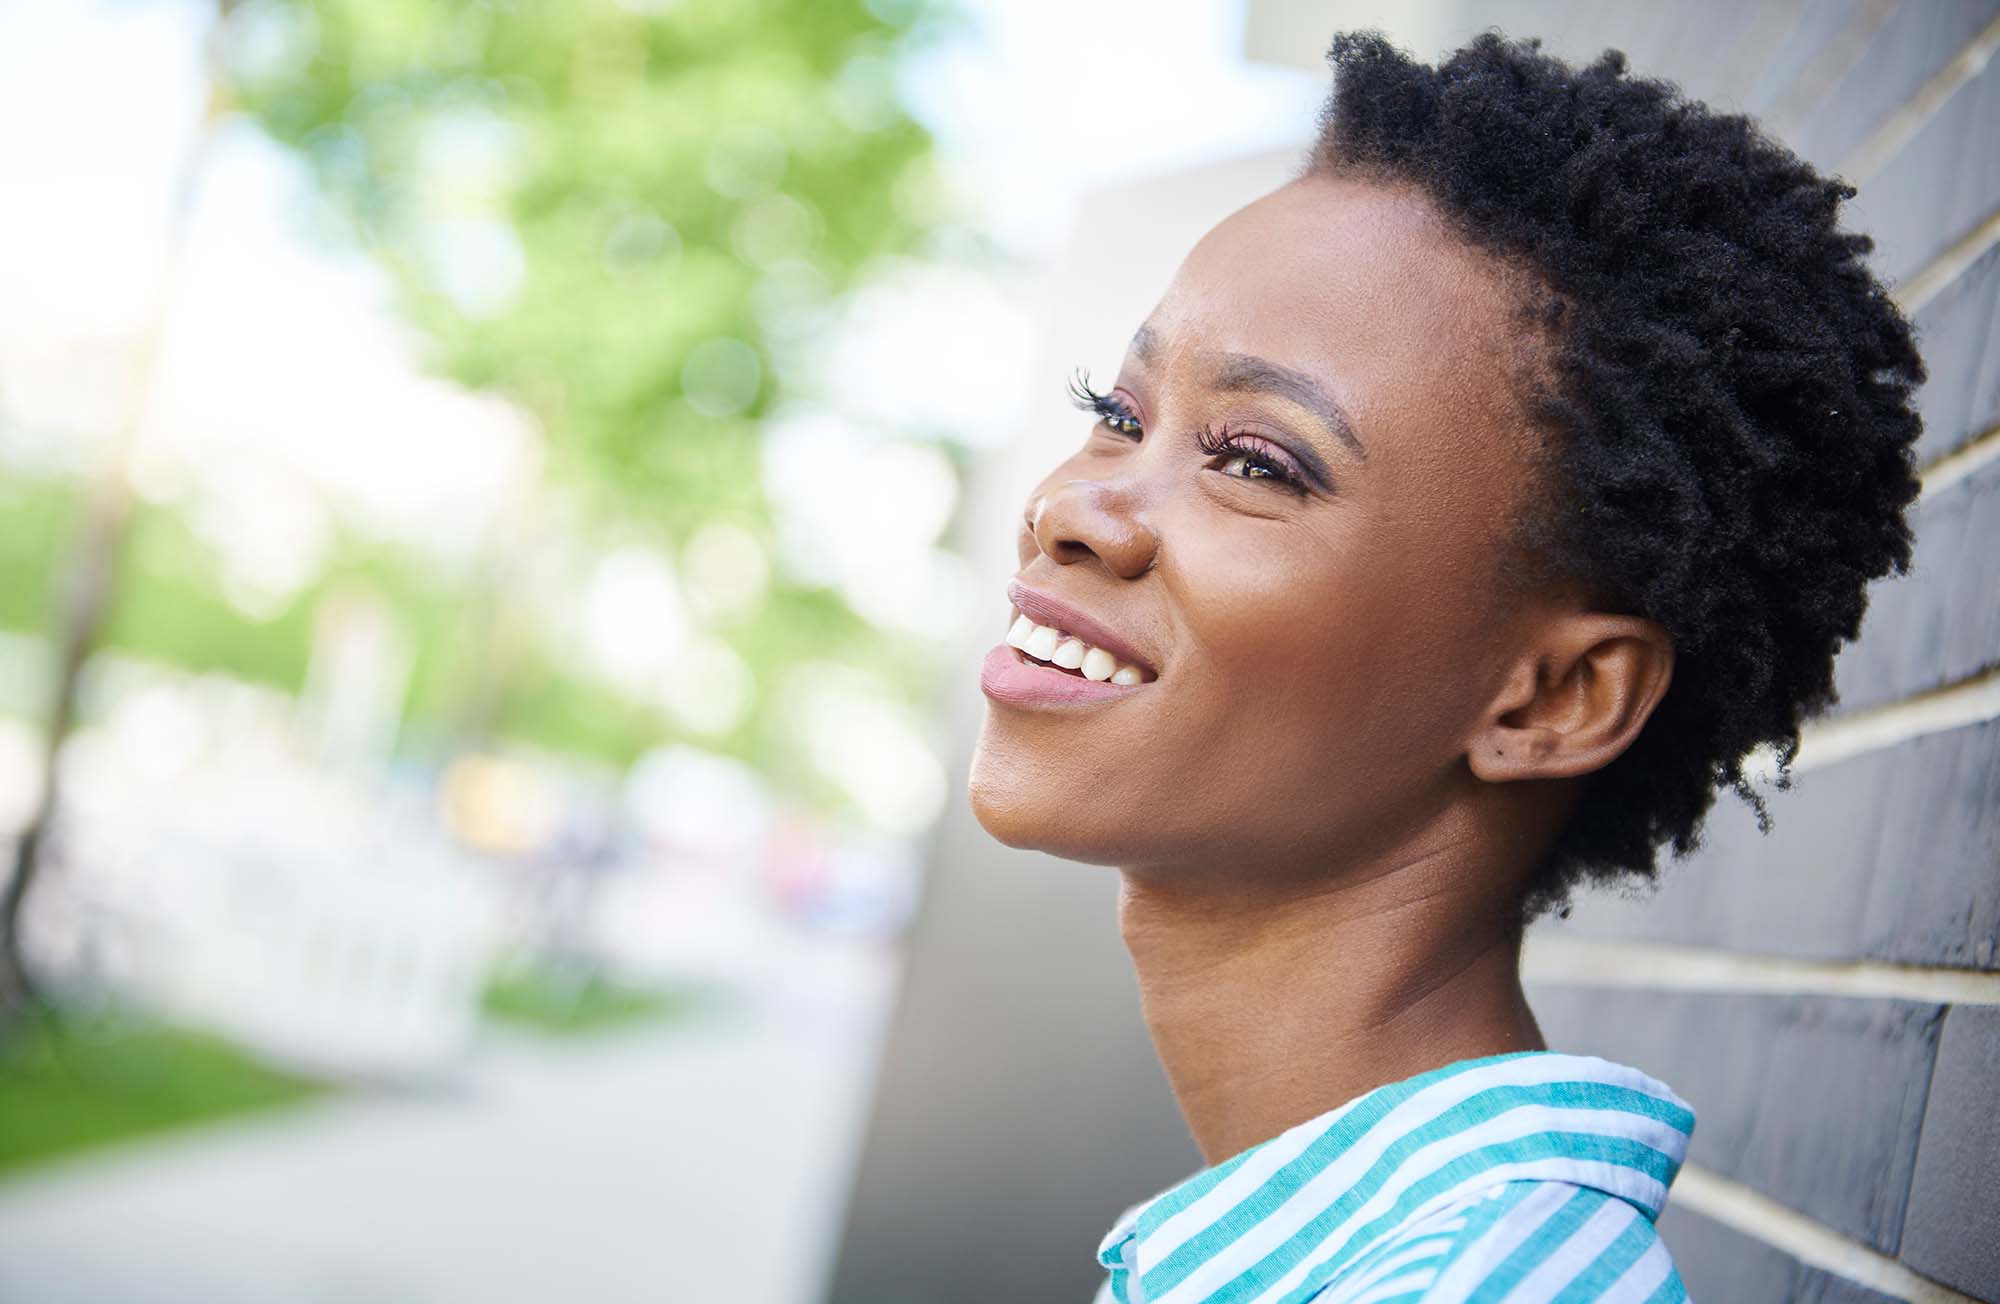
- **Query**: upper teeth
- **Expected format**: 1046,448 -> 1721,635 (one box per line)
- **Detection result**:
1006,613 -> 1148,685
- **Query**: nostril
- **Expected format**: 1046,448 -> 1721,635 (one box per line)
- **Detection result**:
1029,479 -> 1158,578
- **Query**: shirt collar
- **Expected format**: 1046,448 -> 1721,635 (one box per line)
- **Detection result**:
1096,1051 -> 1694,1304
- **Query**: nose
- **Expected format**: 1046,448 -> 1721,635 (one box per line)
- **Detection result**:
1025,477 -> 1159,579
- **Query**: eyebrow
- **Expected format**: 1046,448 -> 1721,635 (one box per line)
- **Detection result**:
1127,325 -> 1366,464
1211,354 -> 1366,462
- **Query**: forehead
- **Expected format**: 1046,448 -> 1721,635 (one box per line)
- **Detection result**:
1139,175 -> 1531,451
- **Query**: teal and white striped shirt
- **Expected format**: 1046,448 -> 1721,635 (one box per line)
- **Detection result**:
1091,1051 -> 1695,1304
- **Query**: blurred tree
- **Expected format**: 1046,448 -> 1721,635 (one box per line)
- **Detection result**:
218,0 -> 945,761
1,0 -> 952,1023
0,87 -> 225,1022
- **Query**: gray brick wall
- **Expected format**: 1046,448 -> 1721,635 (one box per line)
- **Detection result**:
1520,4 -> 2000,1295
1902,1007 -> 2000,1293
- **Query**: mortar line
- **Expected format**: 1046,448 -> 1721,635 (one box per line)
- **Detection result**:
1919,421 -> 2000,501
1670,1165 -> 1982,1303
1523,935 -> 2000,1005
1843,8 -> 2000,184
1893,204 -> 2000,315
1766,0 -> 1900,142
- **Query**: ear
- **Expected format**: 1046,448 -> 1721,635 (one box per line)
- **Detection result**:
1467,613 -> 1674,783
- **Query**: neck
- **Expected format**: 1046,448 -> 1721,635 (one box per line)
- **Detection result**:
1118,831 -> 1544,1165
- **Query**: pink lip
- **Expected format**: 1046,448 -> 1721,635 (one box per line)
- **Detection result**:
1004,580 -> 1157,676
979,644 -> 1147,708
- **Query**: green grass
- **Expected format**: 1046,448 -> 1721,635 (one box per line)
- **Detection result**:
479,965 -> 691,1036
0,971 -> 691,1176
0,1008 -> 328,1176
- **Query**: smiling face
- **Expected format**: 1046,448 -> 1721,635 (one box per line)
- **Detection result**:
967,173 -> 1569,891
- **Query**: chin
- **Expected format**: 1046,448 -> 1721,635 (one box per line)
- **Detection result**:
964,782 -> 1036,851
964,735 -> 1045,850
965,731 -> 1135,866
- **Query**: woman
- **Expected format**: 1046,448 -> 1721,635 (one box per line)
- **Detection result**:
968,29 -> 1923,1304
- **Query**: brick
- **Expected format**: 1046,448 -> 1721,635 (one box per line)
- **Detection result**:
1856,721 -> 2000,968
1842,54 -> 2000,284
1797,1269 -> 1913,1304
1790,0 -> 2000,176
1657,1204 -> 1801,1299
1620,0 -> 1782,103
1834,453 -> 2000,711
1901,1005 -> 2000,1298
1526,989 -> 1943,1252
1546,718 -> 2000,969
1539,758 -> 1876,959
1658,1205 -> 1905,1303
1743,1000 -> 1943,1255
1735,0 -> 1882,126
1911,238 -> 2000,467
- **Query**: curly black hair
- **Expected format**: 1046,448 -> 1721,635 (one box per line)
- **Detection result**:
1301,30 -> 1926,920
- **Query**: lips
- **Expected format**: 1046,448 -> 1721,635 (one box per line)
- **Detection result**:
1004,581 -> 1158,678
980,582 -> 1159,709
979,643 -> 1142,708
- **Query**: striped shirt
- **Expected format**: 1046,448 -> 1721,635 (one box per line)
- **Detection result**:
1091,1051 -> 1695,1304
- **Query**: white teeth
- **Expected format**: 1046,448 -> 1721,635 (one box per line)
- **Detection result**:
1005,608 -> 1152,685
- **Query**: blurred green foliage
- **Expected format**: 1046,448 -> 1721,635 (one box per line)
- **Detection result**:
0,475 -> 80,637
0,468 -> 489,743
220,0 -> 945,772
1,0 -> 955,786
225,0 -> 936,508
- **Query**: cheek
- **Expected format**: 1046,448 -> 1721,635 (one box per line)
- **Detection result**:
1164,522 -> 1493,813
1177,517 -> 1458,712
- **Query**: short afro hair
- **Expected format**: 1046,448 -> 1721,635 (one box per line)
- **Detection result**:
1302,30 -> 1926,920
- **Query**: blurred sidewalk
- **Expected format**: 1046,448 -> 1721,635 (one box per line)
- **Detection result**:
0,933 -> 895,1304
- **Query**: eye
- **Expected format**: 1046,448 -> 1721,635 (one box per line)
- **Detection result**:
1066,368 -> 1142,439
1194,424 -> 1310,494
1065,371 -> 1318,495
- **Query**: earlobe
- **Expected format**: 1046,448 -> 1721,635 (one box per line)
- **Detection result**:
1468,615 -> 1674,784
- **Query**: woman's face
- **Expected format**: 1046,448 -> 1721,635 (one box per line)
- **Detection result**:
967,174 -> 1560,887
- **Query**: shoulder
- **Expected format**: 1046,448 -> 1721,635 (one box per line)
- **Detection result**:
1313,1181 -> 1689,1304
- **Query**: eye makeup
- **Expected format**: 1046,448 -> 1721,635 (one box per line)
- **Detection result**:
1192,423 -> 1313,494
1067,368 -> 1141,435
1067,369 -> 1326,495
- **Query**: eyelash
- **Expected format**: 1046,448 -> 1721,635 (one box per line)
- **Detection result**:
1066,369 -> 1310,495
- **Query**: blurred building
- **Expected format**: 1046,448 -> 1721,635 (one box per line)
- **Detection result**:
831,3 -> 2000,1302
